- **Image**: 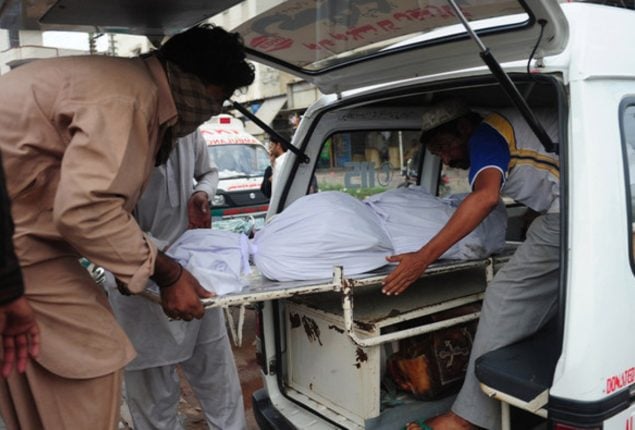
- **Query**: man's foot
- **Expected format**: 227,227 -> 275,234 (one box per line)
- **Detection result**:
405,412 -> 476,430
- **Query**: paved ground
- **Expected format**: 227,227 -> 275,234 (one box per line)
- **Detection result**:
179,306 -> 262,430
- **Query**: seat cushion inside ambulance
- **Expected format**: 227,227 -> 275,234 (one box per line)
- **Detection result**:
475,319 -> 560,403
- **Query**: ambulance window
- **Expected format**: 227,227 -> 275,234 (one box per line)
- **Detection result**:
621,101 -> 635,266
208,144 -> 269,179
315,130 -> 420,200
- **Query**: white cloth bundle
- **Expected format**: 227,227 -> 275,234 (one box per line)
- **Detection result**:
364,186 -> 507,259
251,191 -> 394,281
445,192 -> 508,257
157,189 -> 506,290
166,229 -> 251,295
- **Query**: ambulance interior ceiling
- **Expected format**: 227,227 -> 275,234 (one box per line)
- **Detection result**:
0,0 -> 244,36
351,77 -> 560,111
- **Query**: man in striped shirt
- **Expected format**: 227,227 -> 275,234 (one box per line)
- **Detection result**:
383,98 -> 559,430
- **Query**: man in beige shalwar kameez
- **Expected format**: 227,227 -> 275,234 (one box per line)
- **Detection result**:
0,25 -> 254,429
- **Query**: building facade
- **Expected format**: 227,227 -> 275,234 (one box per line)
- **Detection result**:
0,0 -> 320,141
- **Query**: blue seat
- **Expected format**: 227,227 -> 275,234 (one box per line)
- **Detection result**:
475,320 -> 561,404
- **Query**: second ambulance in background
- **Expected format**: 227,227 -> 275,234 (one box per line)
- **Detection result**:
199,114 -> 270,221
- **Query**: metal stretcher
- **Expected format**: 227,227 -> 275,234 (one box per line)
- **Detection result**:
141,244 -> 518,347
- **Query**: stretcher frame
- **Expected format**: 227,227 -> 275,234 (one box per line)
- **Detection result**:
141,244 -> 517,347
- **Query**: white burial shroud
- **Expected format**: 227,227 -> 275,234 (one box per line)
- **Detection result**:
161,188 -> 508,292
363,186 -> 507,260
251,191 -> 394,282
166,229 -> 251,295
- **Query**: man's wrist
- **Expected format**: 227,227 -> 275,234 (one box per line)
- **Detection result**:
416,245 -> 438,265
159,263 -> 182,288
152,251 -> 183,289
191,190 -> 208,199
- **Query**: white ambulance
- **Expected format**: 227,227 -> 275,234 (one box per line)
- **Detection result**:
5,1 -> 635,430
198,114 -> 270,220
229,2 -> 635,430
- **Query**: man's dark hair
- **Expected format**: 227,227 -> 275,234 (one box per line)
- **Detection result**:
158,24 -> 255,93
270,131 -> 291,152
420,111 -> 482,148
